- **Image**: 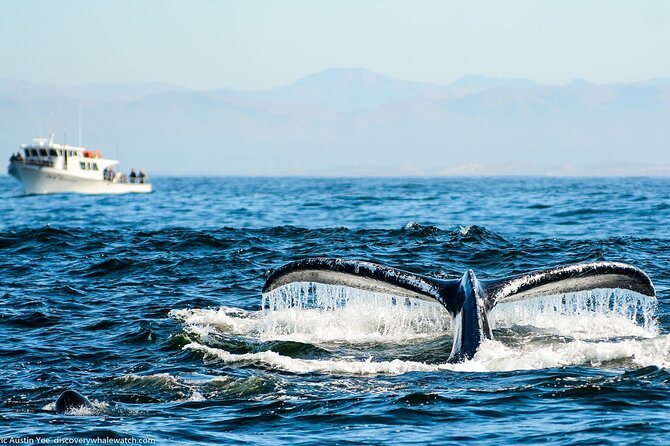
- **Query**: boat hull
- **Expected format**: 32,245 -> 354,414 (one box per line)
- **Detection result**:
8,163 -> 152,195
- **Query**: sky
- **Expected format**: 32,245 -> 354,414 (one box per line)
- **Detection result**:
1,0 -> 670,90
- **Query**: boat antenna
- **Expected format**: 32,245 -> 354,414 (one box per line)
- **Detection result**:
78,103 -> 82,147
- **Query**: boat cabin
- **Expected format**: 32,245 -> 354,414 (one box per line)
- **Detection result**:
15,136 -> 117,177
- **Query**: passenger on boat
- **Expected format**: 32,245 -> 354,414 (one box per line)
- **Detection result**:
130,169 -> 136,184
138,170 -> 146,184
103,167 -> 115,181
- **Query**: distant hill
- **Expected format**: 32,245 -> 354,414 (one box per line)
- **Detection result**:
1,69 -> 668,176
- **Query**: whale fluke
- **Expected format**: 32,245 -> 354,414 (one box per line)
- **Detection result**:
55,389 -> 94,413
262,258 -> 655,362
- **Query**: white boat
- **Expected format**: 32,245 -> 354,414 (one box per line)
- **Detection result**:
7,135 -> 152,195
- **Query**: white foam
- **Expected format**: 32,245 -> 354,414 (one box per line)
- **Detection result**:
185,342 -> 438,375
185,334 -> 670,375
43,400 -> 108,415
171,307 -> 259,335
470,335 -> 670,371
115,372 -> 184,388
187,391 -> 206,402
67,401 -> 108,416
490,289 -> 658,339
459,225 -> 472,235
172,284 -> 450,345
173,283 -> 666,375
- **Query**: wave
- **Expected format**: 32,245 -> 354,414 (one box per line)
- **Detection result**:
76,257 -> 135,277
2,310 -> 59,328
184,335 -> 670,375
2,225 -> 665,255
0,226 -> 78,249
112,372 -> 276,403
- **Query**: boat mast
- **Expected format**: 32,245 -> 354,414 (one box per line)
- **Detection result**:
78,103 -> 82,147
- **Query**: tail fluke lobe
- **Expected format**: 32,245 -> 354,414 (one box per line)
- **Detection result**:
263,258 -> 460,309
482,261 -> 655,308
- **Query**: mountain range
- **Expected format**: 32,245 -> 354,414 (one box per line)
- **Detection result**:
1,68 -> 669,176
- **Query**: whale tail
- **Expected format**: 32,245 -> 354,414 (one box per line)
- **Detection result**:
262,258 -> 655,362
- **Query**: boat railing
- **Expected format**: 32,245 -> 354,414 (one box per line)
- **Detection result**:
104,170 -> 149,185
110,172 -> 128,183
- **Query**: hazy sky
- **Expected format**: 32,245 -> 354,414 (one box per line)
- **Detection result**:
2,0 -> 669,90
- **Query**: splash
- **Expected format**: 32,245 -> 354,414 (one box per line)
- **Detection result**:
259,282 -> 450,343
174,283 -> 664,375
172,283 -> 449,344
471,336 -> 670,371
490,288 -> 658,339
42,400 -> 109,415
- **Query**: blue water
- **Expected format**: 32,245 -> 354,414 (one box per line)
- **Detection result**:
1,176 -> 669,444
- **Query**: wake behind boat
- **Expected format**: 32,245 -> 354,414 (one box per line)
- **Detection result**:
7,134 -> 152,195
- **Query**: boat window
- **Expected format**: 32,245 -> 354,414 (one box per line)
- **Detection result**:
31,149 -> 38,156
80,162 -> 86,170
24,149 -> 30,157
92,163 -> 98,171
39,149 -> 48,156
49,149 -> 58,157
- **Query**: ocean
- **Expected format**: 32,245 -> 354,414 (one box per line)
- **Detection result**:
1,176 -> 668,445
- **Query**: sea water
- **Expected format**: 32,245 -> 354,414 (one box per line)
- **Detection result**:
1,176 -> 669,444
